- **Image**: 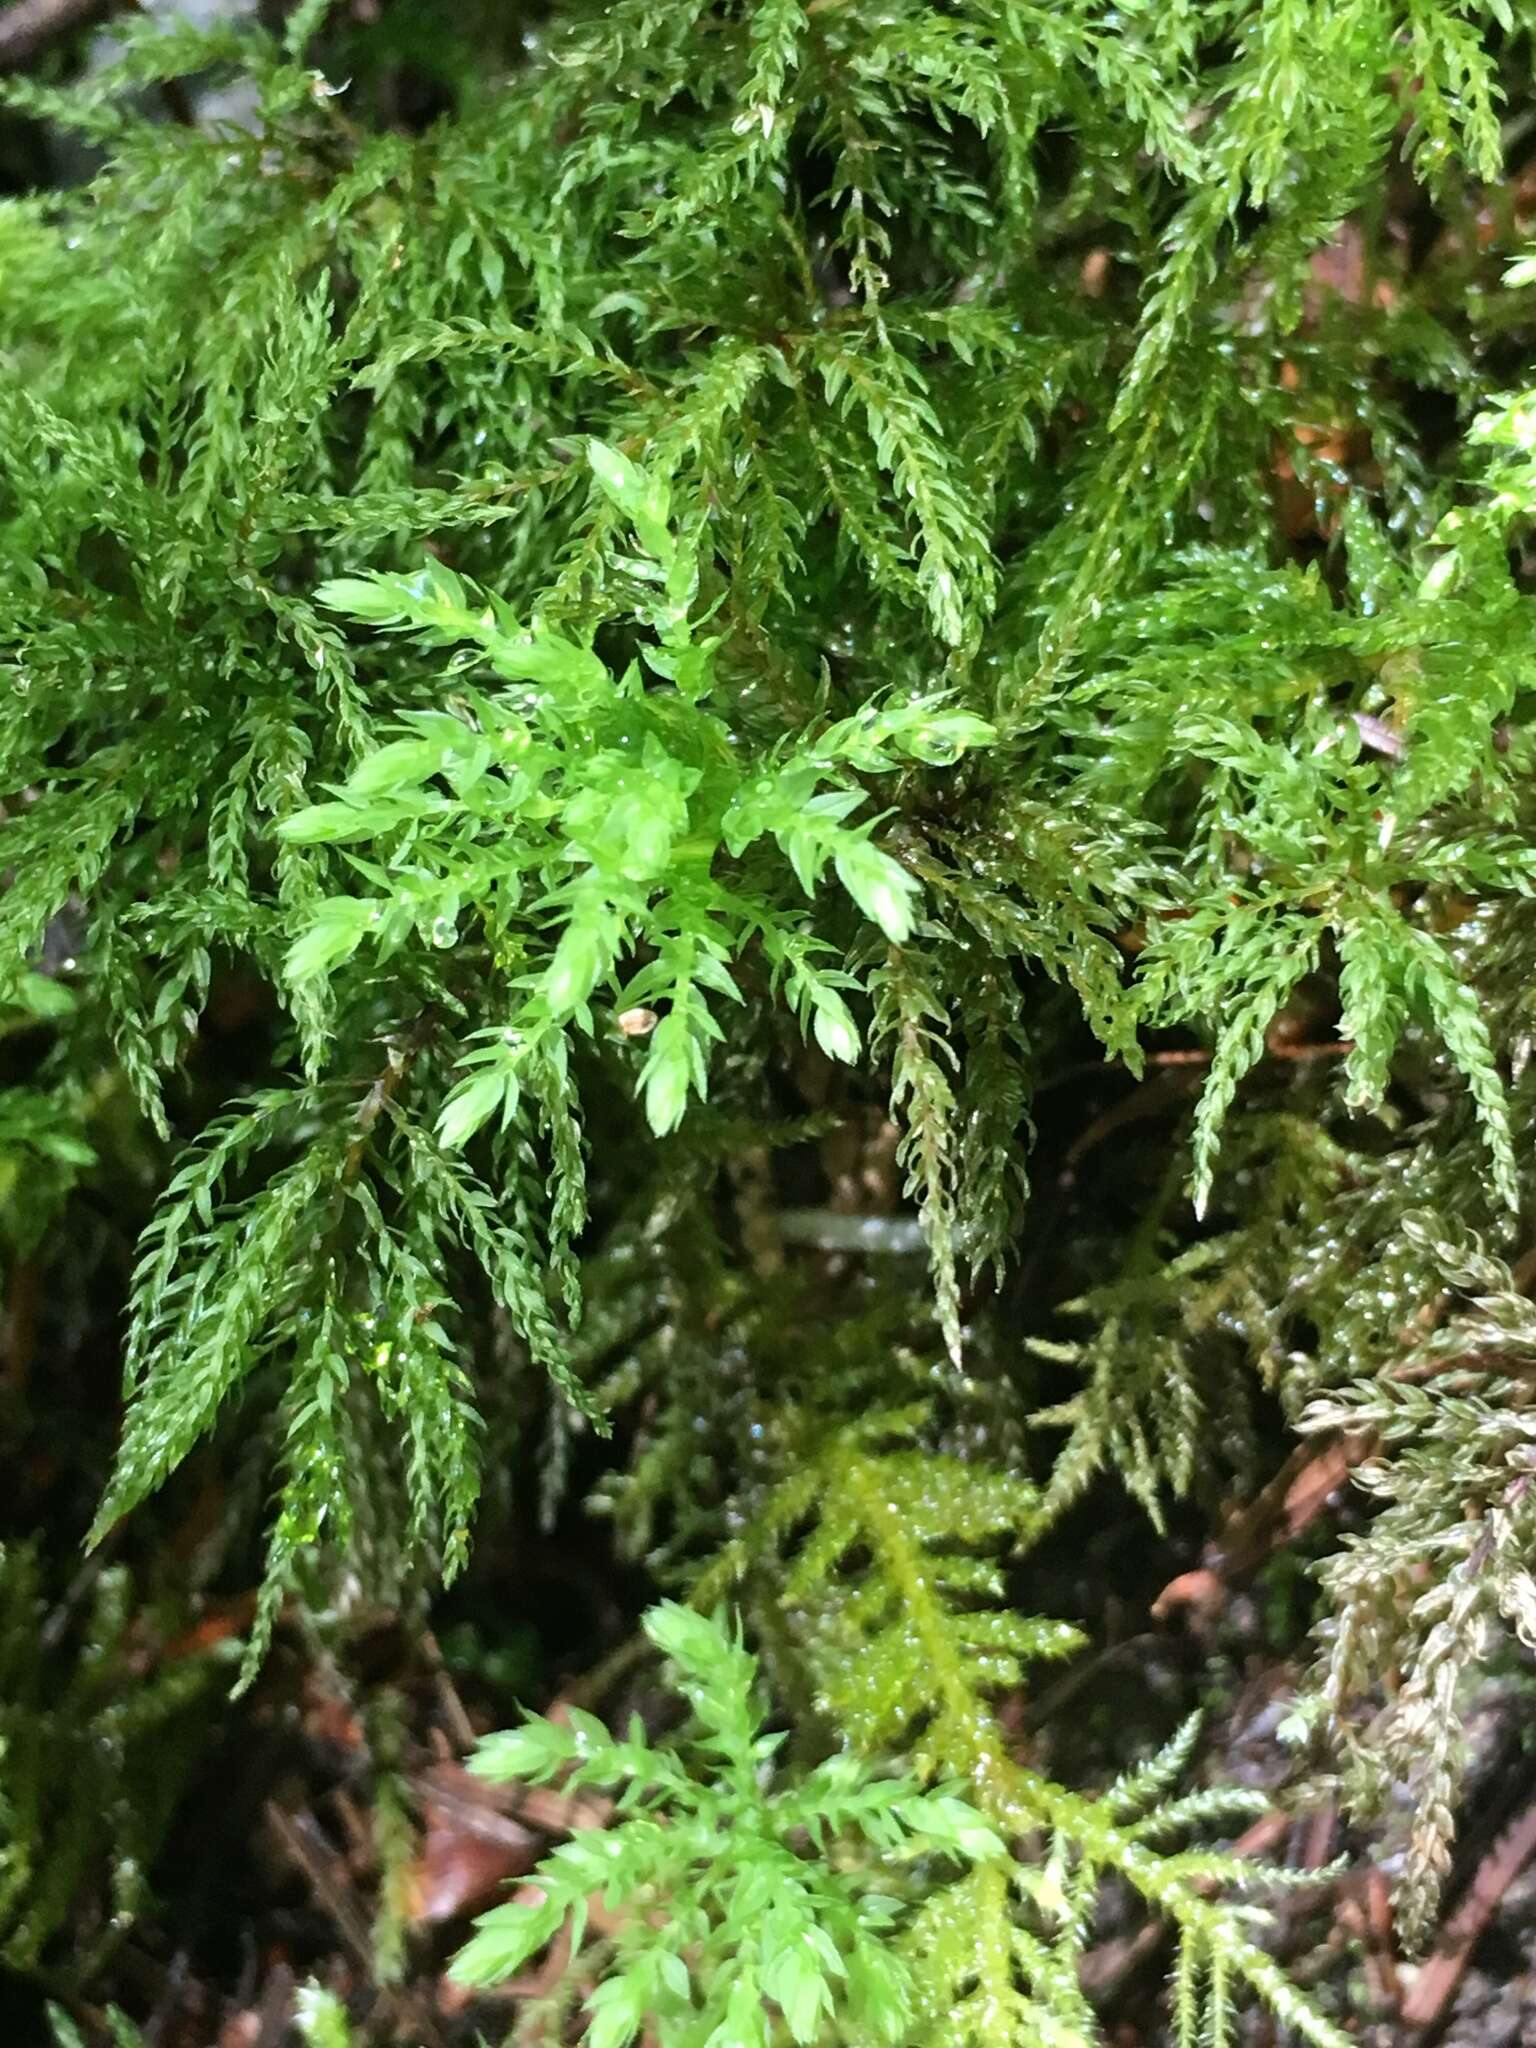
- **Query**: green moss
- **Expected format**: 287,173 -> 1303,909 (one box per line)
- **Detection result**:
4,0 -> 1536,2032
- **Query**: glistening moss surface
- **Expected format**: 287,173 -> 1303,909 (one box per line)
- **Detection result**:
4,2 -> 1536,2040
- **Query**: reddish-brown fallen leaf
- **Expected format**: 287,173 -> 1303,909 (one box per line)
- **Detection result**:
408,1817 -> 534,1925
405,1764 -> 540,1925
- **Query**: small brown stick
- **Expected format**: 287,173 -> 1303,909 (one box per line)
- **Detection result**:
562,1629 -> 650,1711
1020,1633 -> 1163,1735
1061,1066 -> 1200,1179
517,1782 -> 614,1836
419,1627 -> 478,1753
1399,1790 -> 1536,2033
0,0 -> 120,66
1152,1434 -> 1373,1622
1079,1806 -> 1320,2001
252,1962 -> 298,2048
1298,1799 -> 1337,1874
263,1802 -> 375,1971
343,1013 -> 432,1179
265,1803 -> 449,2046
1362,1867 -> 1402,2010
1209,1435 -> 1374,1579
415,1757 -> 613,1840
1142,1035 -> 1354,1070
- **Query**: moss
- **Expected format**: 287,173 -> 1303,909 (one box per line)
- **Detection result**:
4,0 -> 1536,2034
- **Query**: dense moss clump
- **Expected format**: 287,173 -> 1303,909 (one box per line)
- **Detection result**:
5,2 -> 1536,2041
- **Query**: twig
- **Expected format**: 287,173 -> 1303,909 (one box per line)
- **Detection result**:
1019,1633 -> 1163,1734
562,1628 -> 651,1711
252,1964 -> 297,2048
263,1801 -> 375,1970
1152,1434 -> 1374,1628
1207,1434 -> 1373,1579
263,1802 -> 450,2047
39,1531 -> 121,1652
420,1627 -> 478,1753
1060,1066 -> 1200,1181
0,0 -> 120,67
343,1012 -> 432,1179
1400,1788 -> 1536,2034
1337,1866 -> 1401,2012
415,1756 -> 612,1840
1079,1806 -> 1319,2001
